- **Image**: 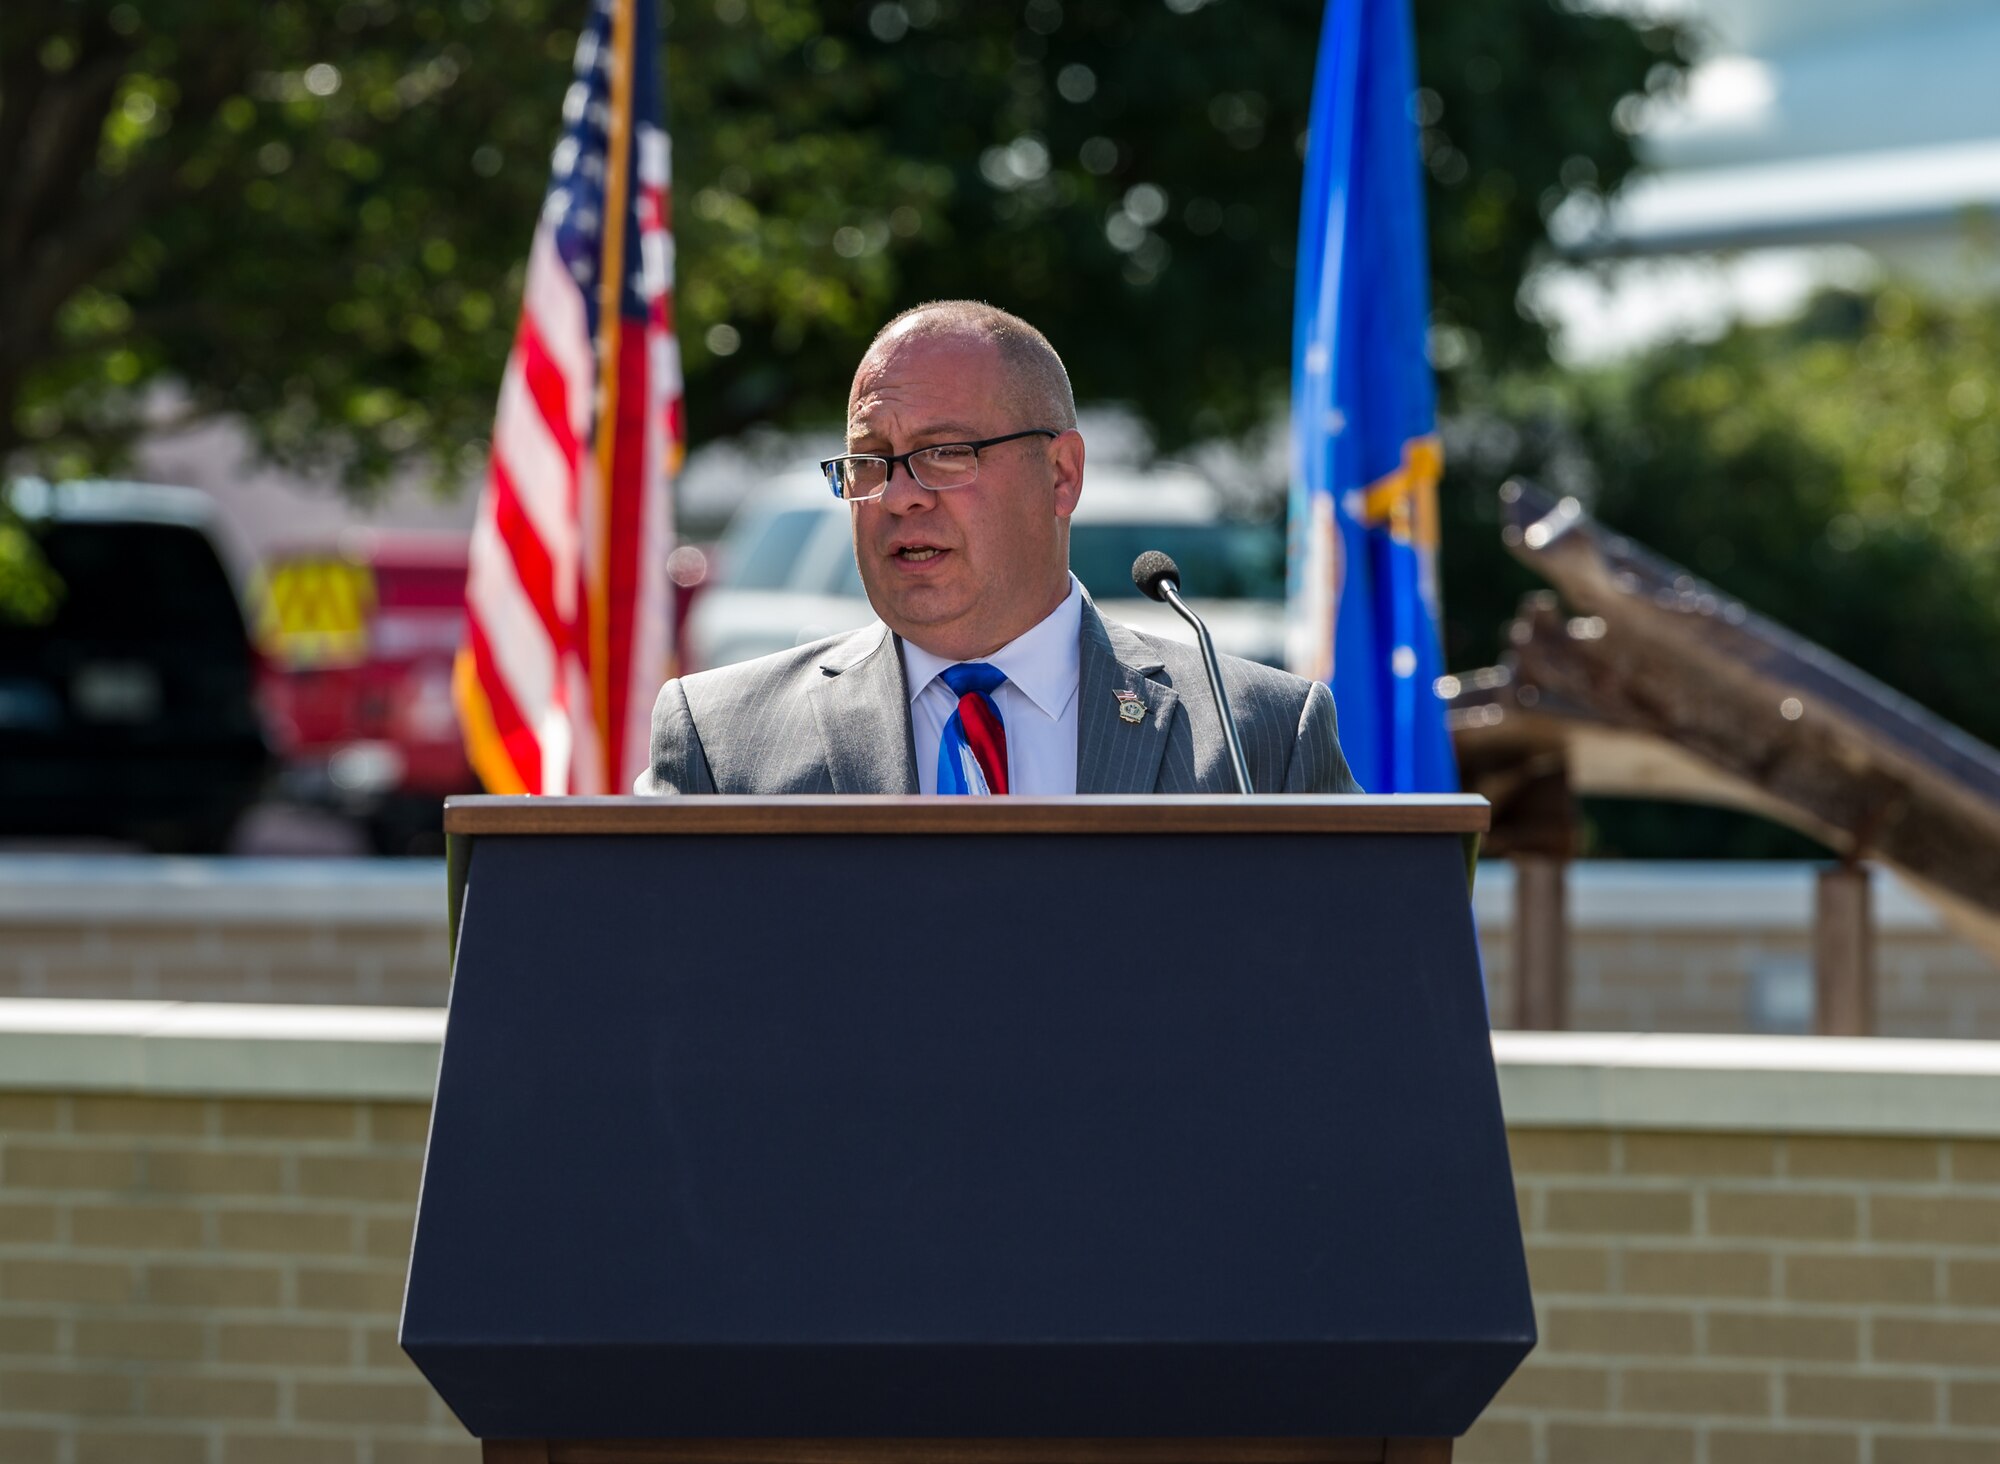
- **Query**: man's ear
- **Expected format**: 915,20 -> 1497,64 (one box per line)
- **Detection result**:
1050,429 -> 1085,520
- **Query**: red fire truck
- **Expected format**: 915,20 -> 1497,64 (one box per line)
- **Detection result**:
252,532 -> 476,854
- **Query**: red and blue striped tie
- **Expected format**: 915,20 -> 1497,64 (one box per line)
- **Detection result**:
937,662 -> 1009,796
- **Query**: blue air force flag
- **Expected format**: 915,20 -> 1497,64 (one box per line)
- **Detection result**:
1287,0 -> 1457,795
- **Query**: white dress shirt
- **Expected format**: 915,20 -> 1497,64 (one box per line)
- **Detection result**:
900,574 -> 1084,795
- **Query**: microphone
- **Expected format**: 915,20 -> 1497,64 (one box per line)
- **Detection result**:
1131,551 -> 1254,794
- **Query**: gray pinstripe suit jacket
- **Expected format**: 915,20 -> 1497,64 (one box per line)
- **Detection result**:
638,598 -> 1360,796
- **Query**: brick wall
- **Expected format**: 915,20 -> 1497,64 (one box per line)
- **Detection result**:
7,858 -> 1992,1036
1473,865 -> 2000,1038
1476,925 -> 2000,1038
0,1089 -> 468,1463
1472,1129 -> 2000,1464
1468,1034 -> 2000,1463
0,860 -> 450,1009
6,1008 -> 1999,1462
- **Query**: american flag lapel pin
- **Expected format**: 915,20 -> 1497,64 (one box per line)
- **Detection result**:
1114,689 -> 1145,724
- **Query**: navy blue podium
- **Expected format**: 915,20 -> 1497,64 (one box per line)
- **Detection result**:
405,795 -> 1533,1464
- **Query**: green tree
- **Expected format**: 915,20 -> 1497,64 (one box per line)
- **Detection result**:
2,0 -> 942,486
1584,284 -> 2000,749
6,0 -> 555,484
2,0 -> 1684,483
682,0 -> 1691,443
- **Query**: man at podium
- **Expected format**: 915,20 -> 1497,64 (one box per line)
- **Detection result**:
638,301 -> 1358,797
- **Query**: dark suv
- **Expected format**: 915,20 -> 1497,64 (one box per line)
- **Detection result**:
0,479 -> 272,851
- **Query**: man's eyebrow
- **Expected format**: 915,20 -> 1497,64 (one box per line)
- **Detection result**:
845,420 -> 985,448
909,421 -> 985,443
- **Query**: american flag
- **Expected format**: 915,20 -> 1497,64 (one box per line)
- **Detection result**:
454,0 -> 684,795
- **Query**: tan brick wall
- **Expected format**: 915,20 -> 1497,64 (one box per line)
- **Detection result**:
0,919 -> 450,1009
1471,864 -> 2000,1038
1465,1127 -> 2000,1464
10,861 -> 1995,1036
1479,927 -> 2000,1039
0,1089 -> 472,1462
13,1091 -> 1996,1464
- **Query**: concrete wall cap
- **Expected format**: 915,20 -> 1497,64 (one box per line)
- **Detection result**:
0,997 -> 443,1101
3,999 -> 1999,1135
0,855 -> 445,924
1496,1029 -> 2000,1137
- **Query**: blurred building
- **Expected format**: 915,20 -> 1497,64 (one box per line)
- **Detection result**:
1537,0 -> 2000,360
129,413 -> 478,583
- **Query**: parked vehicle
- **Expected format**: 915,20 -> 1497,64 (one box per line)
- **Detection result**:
684,466 -> 1287,671
0,478 -> 272,851
252,532 -> 475,854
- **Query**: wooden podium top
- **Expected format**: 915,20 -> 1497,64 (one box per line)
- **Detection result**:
442,793 -> 1490,837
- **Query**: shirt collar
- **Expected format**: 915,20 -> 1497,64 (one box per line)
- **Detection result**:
901,573 -> 1084,722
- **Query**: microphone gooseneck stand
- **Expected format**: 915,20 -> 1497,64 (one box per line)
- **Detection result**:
1130,550 -> 1254,795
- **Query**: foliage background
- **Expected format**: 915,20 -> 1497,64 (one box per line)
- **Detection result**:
8,0 -> 1998,858
1440,280 -> 2000,854
2,0 -> 1684,475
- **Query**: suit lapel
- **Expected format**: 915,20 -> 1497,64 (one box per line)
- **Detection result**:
1077,601 -> 1181,794
809,625 -> 919,794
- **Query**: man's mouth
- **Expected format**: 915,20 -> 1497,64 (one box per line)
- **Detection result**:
894,545 -> 946,562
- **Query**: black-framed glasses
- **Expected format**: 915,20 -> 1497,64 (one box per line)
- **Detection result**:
819,429 -> 1061,501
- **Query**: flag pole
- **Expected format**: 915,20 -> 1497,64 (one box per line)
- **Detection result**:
591,0 -> 638,791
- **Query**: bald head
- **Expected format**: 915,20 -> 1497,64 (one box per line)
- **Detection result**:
853,300 -> 1076,434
